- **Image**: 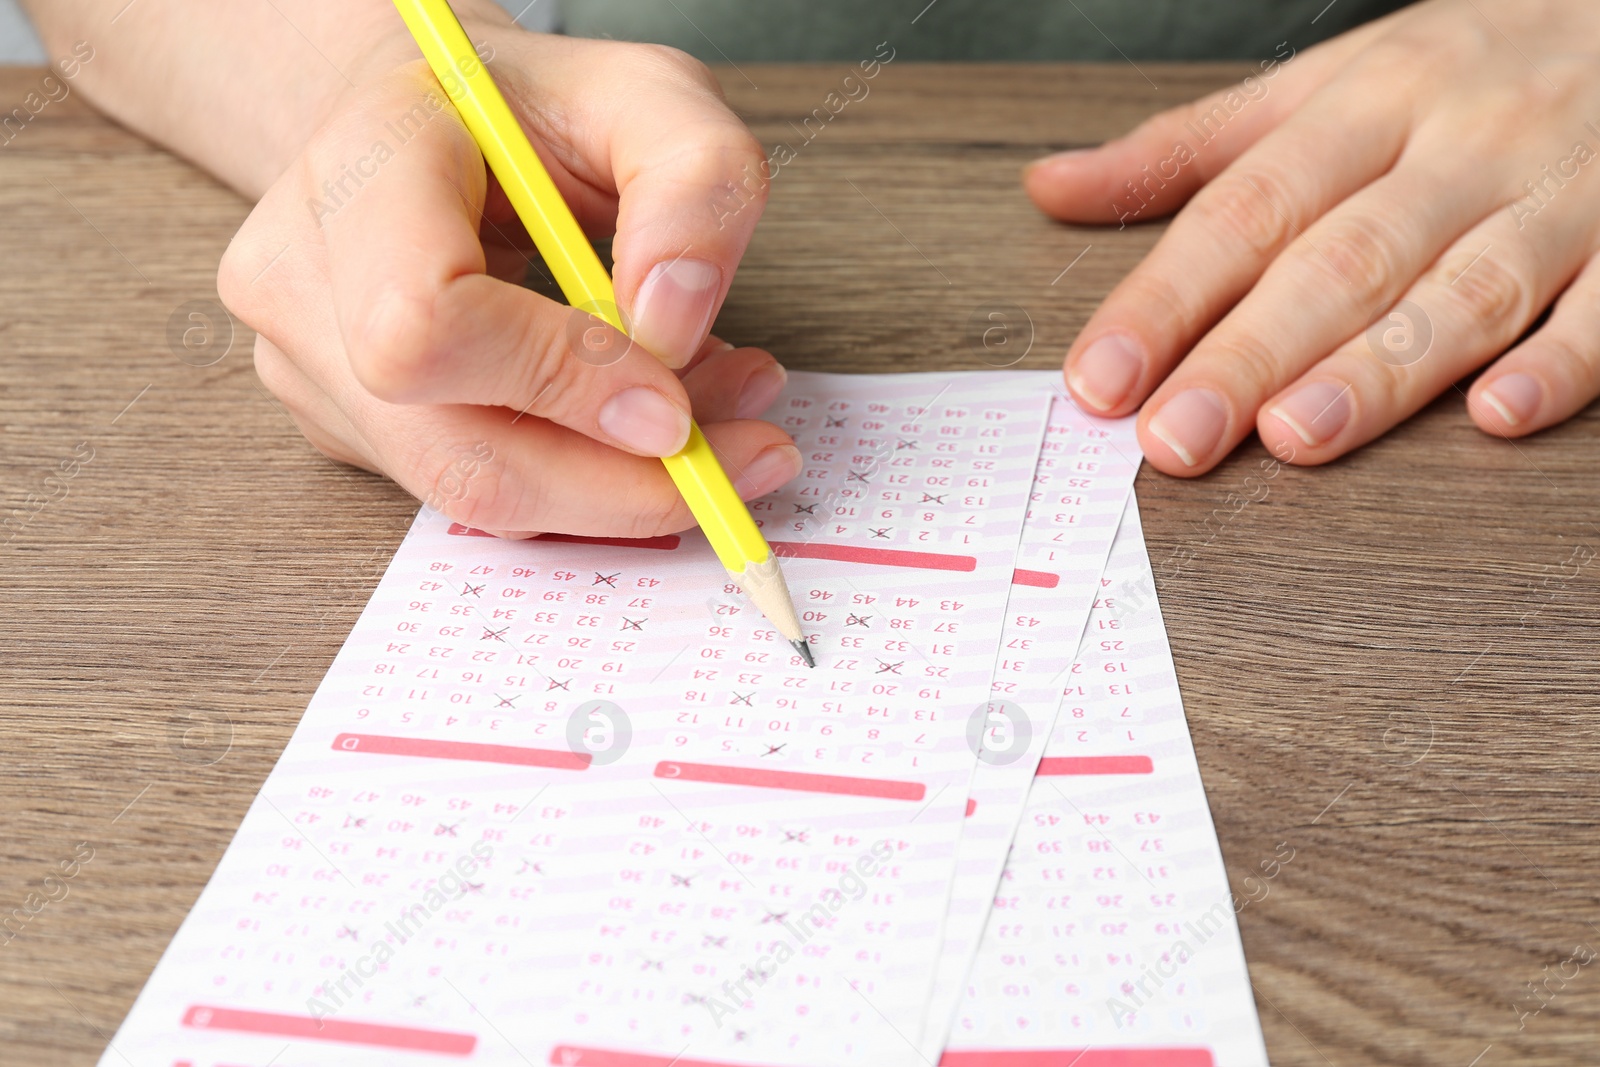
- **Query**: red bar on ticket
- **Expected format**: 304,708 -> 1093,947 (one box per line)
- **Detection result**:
654,761 -> 925,801
1036,755 -> 1154,776
768,541 -> 977,572
550,1048 -> 773,1067
181,1005 -> 476,1054
939,1050 -> 1214,1066
332,733 -> 591,771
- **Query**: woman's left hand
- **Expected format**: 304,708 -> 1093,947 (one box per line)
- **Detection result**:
1027,0 -> 1600,474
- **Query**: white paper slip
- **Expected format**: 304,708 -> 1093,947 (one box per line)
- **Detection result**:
942,497 -> 1269,1067
916,396 -> 1143,1060
101,371 -> 1052,1067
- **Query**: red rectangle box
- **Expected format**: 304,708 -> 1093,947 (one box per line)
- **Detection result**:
768,541 -> 976,572
940,1050 -> 1214,1066
550,1049 -> 756,1067
332,733 -> 591,771
182,1005 -> 476,1055
654,761 -> 924,801
447,523 -> 680,551
1036,755 -> 1154,776
1011,568 -> 1060,588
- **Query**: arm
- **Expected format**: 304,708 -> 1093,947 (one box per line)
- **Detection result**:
19,0 -> 456,196
22,1 -> 802,535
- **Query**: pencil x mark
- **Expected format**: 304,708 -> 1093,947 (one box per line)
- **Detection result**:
793,503 -> 817,514
869,527 -> 891,538
762,743 -> 786,757
876,660 -> 904,674
730,692 -> 754,706
547,678 -> 570,691
846,614 -> 871,627
621,617 -> 645,631
481,627 -> 508,642
825,416 -> 846,428
495,693 -> 518,708
593,572 -> 619,587
921,493 -> 945,504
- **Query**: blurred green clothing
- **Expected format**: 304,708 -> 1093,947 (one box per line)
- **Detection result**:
558,0 -> 1413,61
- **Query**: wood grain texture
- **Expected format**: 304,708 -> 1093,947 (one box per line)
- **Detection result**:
0,62 -> 1596,1067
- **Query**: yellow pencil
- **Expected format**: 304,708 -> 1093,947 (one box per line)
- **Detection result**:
390,0 -> 812,668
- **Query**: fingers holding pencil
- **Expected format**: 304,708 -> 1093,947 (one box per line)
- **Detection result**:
220,60 -> 798,538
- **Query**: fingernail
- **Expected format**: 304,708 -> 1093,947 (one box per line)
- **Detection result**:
735,363 -> 788,419
1267,380 -> 1352,447
732,444 -> 802,499
1024,148 -> 1092,176
1068,334 -> 1144,411
1480,373 -> 1542,427
631,257 -> 722,368
1147,388 -> 1229,467
598,386 -> 691,456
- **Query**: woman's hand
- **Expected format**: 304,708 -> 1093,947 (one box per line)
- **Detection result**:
1027,0 -> 1600,475
219,18 -> 797,537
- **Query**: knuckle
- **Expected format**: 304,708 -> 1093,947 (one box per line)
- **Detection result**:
216,213 -> 288,330
621,483 -> 691,539
632,43 -> 719,94
506,301 -> 574,411
421,438 -> 516,528
1307,214 -> 1405,302
1114,269 -> 1208,343
721,126 -> 769,175
216,242 -> 252,320
253,340 -> 364,467
301,422 -> 364,469
345,285 -> 445,402
1355,36 -> 1444,88
251,336 -> 297,401
1188,169 -> 1294,258
669,122 -> 768,188
1536,328 -> 1600,379
1125,102 -> 1189,144
1205,330 -> 1282,398
1435,249 -> 1532,338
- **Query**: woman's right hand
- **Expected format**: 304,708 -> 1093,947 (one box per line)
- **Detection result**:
219,18 -> 800,538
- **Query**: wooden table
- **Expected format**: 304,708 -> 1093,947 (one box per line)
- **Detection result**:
2,61 -> 1596,1067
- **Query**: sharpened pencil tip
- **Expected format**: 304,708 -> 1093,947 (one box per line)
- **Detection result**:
791,639 -> 816,669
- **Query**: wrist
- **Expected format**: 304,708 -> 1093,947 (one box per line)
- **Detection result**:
30,0 -> 527,199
